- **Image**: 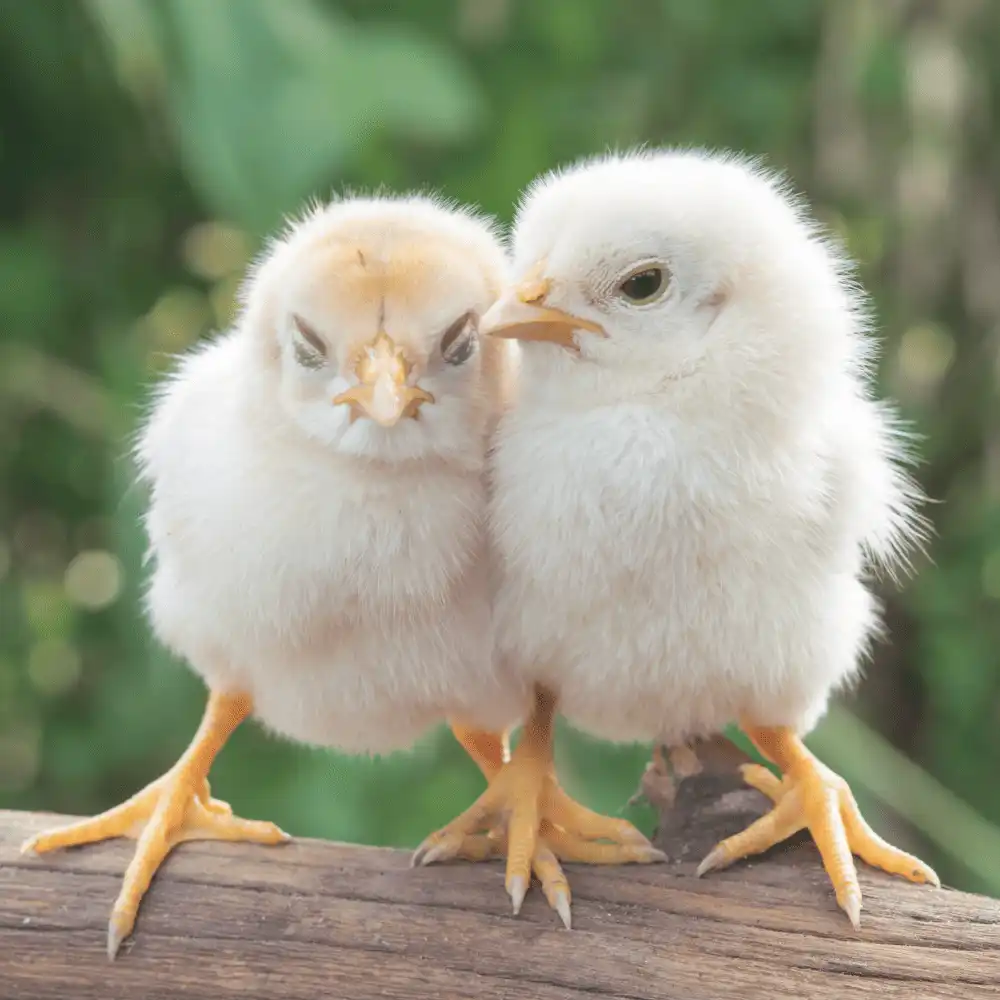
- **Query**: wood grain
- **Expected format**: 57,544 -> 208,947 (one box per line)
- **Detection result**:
2,744 -> 998,1000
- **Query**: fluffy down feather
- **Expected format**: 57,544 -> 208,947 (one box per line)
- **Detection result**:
488,149 -> 925,746
138,194 -> 525,752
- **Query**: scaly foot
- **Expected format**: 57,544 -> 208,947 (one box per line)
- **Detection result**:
436,791 -> 663,928
697,725 -> 939,928
421,690 -> 663,927
21,691 -> 288,958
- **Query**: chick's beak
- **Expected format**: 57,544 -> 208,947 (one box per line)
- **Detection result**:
333,332 -> 434,427
480,267 -> 605,351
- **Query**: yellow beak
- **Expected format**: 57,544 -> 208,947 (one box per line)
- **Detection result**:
480,269 -> 605,351
333,332 -> 434,427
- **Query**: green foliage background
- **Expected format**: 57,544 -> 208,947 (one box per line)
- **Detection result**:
2,0 -> 999,896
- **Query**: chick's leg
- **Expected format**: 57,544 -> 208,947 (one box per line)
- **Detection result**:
450,705 -> 659,867
22,690 -> 288,958
697,724 -> 939,928
450,723 -> 509,778
416,687 -> 662,927
448,722 -> 579,920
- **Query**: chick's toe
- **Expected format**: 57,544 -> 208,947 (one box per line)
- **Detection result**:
697,725 -> 939,929
415,688 -> 663,927
23,691 -> 288,958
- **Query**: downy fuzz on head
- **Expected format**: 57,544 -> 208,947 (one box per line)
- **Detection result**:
233,193 -> 511,465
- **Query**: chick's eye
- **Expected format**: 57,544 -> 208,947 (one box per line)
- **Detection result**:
440,311 -> 478,366
292,314 -> 327,370
618,267 -> 666,304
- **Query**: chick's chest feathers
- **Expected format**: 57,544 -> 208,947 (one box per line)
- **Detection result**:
138,334 -> 522,752
489,398 -> 890,746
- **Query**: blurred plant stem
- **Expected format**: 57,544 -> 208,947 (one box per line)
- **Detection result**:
0,344 -> 117,440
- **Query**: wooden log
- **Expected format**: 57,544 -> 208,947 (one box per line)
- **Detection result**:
2,741 -> 999,1000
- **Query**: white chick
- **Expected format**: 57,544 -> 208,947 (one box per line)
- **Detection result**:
22,194 -> 527,957
419,149 -> 939,928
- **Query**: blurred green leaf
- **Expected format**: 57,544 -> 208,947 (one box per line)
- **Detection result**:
360,26 -> 484,143
89,0 -> 484,231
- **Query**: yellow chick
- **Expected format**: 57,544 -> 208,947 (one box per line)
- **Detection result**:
22,195 -> 527,957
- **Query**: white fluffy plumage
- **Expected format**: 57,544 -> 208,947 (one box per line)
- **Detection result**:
138,194 -> 525,752
23,194 -> 534,959
487,148 -> 925,747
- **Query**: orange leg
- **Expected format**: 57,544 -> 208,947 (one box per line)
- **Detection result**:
697,724 -> 939,928
450,723 -> 509,778
22,690 -> 288,958
420,688 -> 664,928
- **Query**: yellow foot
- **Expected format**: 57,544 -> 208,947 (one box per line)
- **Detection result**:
23,770 -> 288,958
420,794 -> 663,928
21,689 -> 287,958
21,771 -> 290,958
697,728 -> 940,929
419,690 -> 663,928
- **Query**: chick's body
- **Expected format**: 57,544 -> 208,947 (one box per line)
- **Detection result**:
490,152 -> 909,744
476,150 -> 936,924
25,195 -> 525,955
491,341 -> 884,747
143,329 -> 514,751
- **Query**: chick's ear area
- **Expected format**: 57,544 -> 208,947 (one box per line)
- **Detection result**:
439,311 -> 478,366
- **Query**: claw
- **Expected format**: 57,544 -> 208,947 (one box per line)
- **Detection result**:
107,916 -> 128,961
717,724 -> 942,927
696,845 -> 728,877
23,691 -> 288,956
842,889 -> 862,931
552,888 -> 572,929
412,842 -> 453,868
433,688 -> 652,926
507,874 -> 528,916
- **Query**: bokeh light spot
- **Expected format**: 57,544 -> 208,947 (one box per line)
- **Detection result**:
64,550 -> 123,610
182,222 -> 249,281
137,287 -> 211,360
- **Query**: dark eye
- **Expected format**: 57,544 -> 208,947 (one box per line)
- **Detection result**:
292,314 -> 327,369
618,267 -> 666,304
440,311 -> 478,366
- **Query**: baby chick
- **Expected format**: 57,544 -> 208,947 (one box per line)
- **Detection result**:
422,150 -> 939,928
22,195 -> 526,957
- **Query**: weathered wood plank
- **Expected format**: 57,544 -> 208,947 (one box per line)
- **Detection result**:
2,802 -> 998,1000
3,740 -> 999,999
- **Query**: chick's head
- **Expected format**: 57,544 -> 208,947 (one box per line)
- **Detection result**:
485,150 -> 860,407
243,195 -> 508,461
